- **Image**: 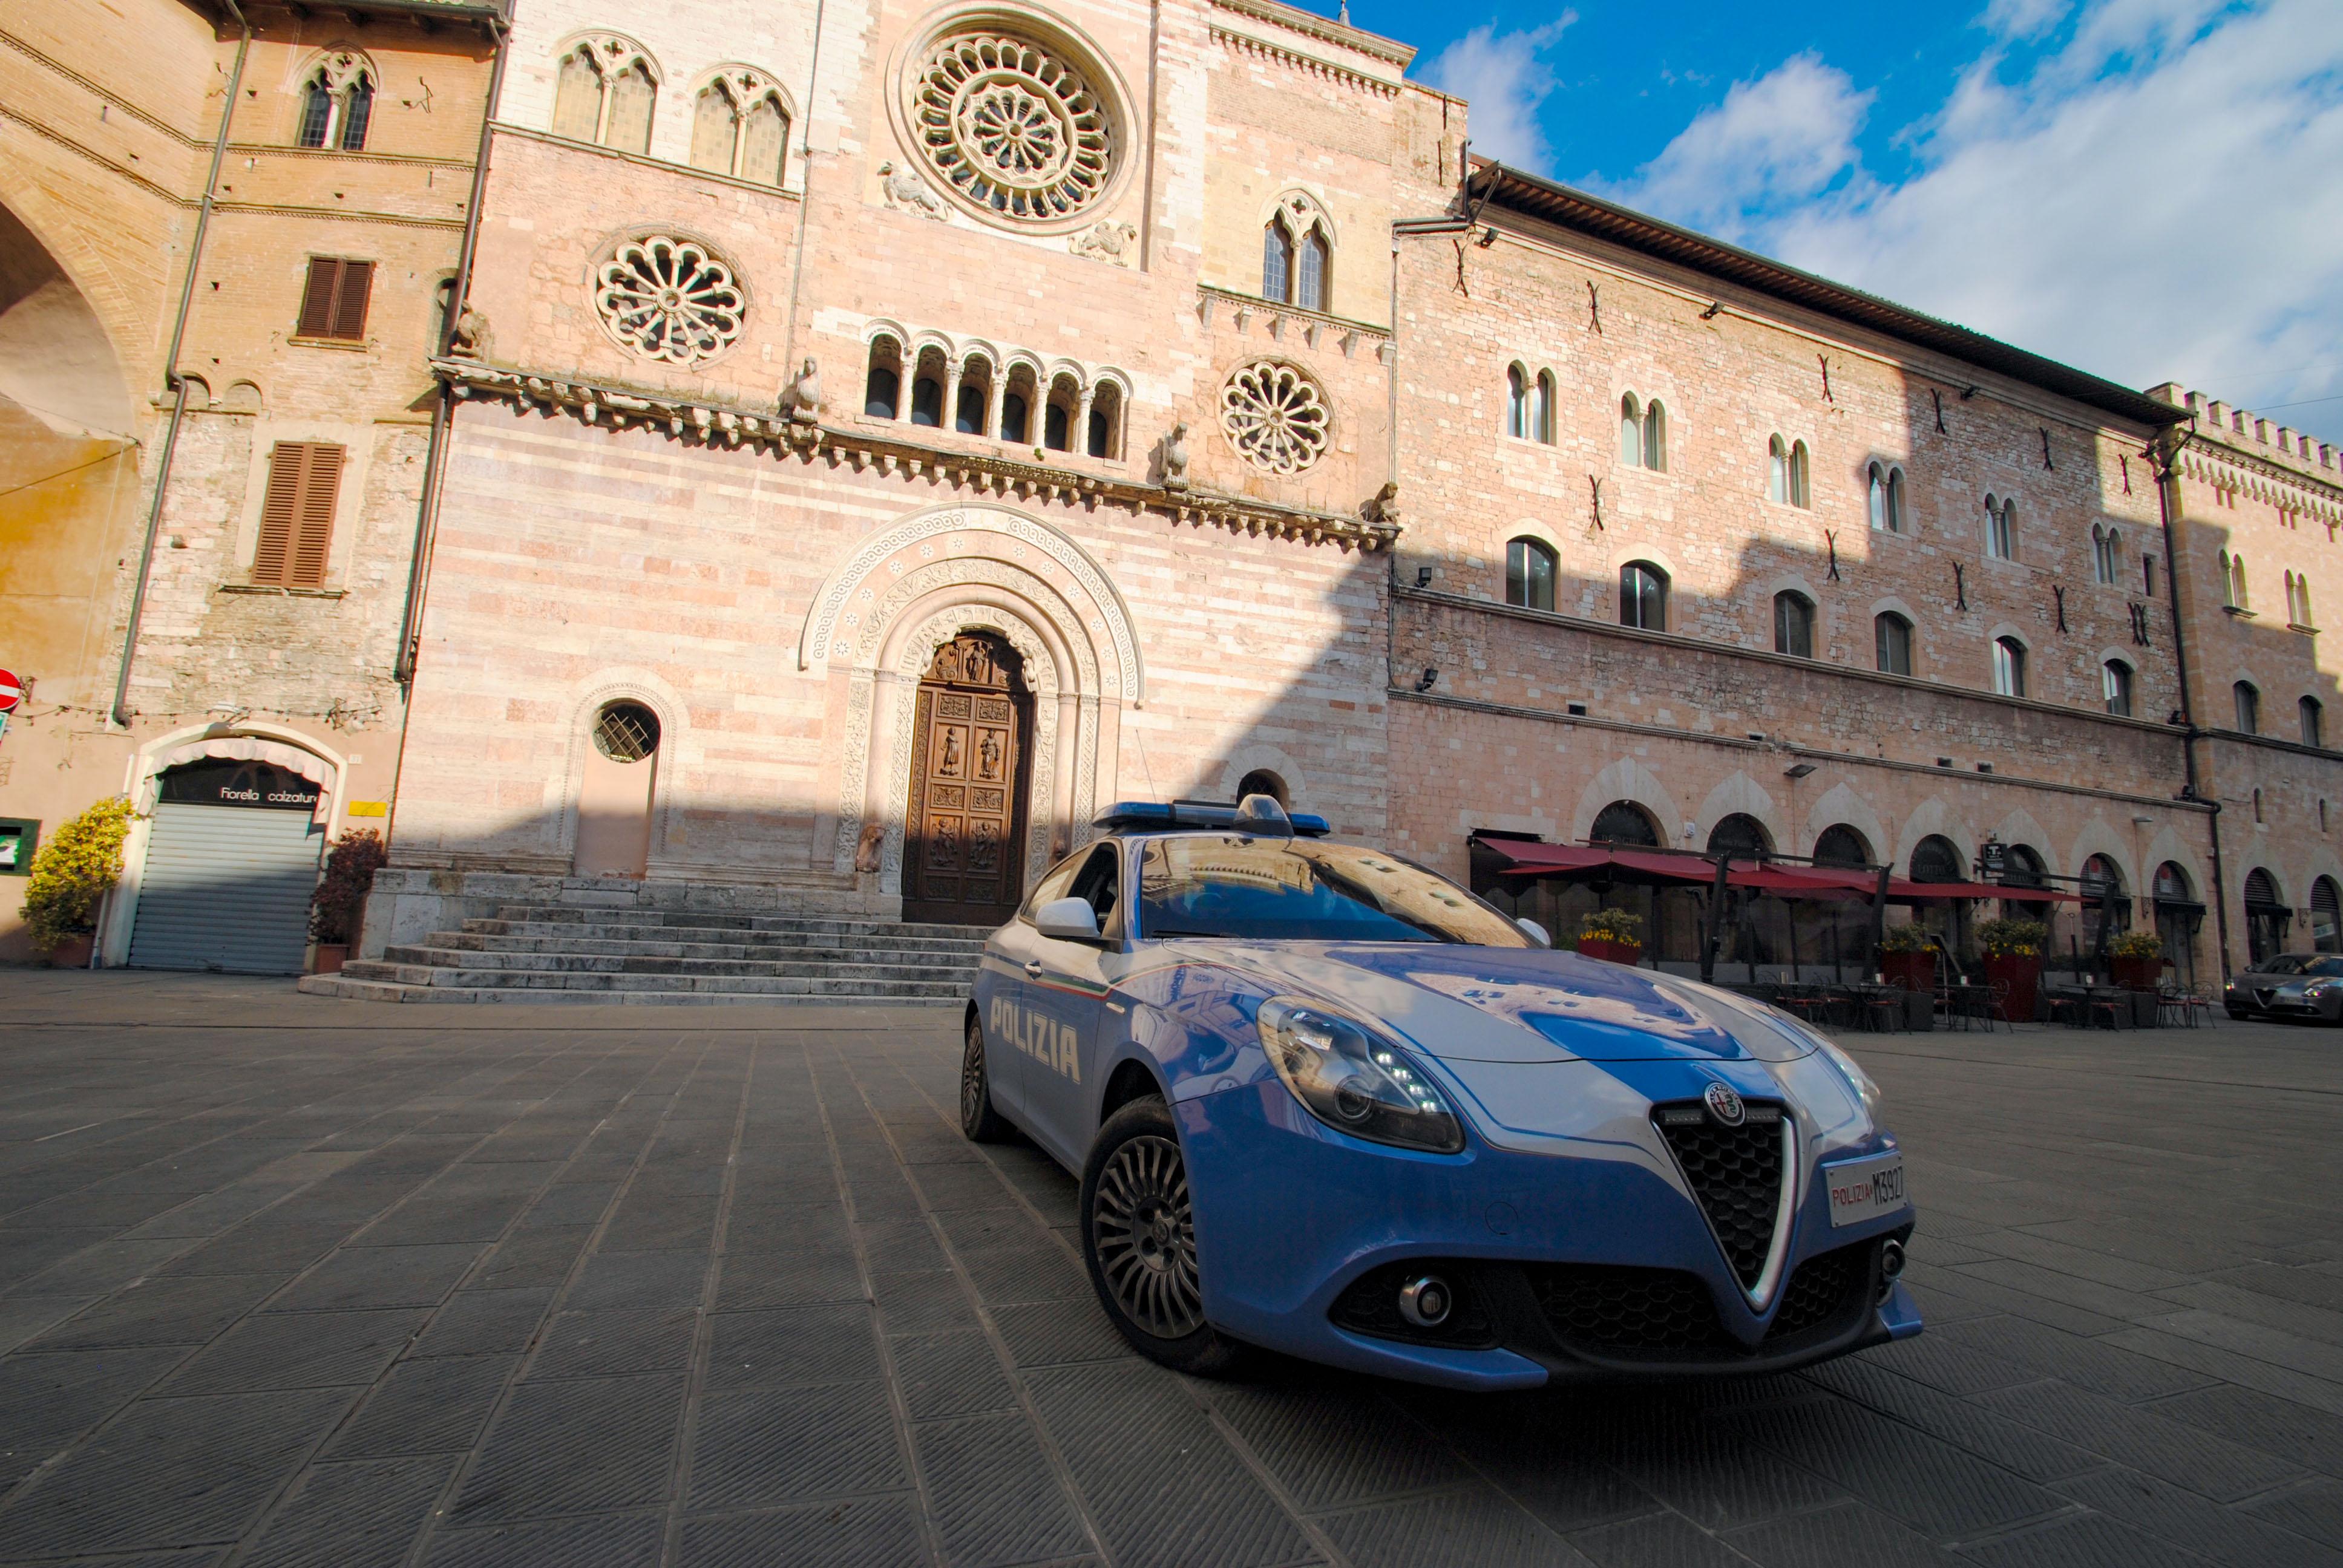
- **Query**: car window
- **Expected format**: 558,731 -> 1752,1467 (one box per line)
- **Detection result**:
2302,957 -> 2343,977
1021,850 -> 1088,920
1068,845 -> 1120,932
2259,955 -> 2304,975
1137,835 -> 1530,946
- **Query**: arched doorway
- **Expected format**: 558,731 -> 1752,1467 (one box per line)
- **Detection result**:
2080,854 -> 2129,956
2314,876 -> 2342,953
127,758 -> 326,973
1812,825 -> 1871,867
575,700 -> 661,878
903,631 -> 1033,924
1589,801 -> 1660,846
2244,869 -> 2290,964
2154,862 -> 2203,988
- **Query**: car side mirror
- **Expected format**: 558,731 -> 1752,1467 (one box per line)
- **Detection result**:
1517,918 -> 1550,947
1035,897 -> 1103,942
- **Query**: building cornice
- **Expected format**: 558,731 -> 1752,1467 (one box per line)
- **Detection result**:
1207,0 -> 1415,68
434,357 -> 1398,552
2181,445 -> 2343,521
1210,27 -> 1398,97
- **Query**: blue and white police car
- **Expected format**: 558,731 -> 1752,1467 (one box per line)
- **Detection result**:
961,795 -> 1920,1389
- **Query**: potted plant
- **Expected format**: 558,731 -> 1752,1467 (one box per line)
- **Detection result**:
1575,907 -> 1645,965
1877,923 -> 1939,995
19,795 -> 138,969
309,828 -> 387,973
1976,916 -> 2049,1022
2108,929 -> 2164,993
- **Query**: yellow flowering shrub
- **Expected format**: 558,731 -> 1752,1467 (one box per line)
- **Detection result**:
20,795 -> 138,952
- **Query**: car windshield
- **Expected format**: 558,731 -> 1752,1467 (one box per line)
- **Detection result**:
1137,835 -> 1532,946
2258,956 -> 2305,975
2301,957 -> 2343,977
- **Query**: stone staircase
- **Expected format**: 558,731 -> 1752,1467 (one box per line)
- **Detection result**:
297,904 -> 989,1005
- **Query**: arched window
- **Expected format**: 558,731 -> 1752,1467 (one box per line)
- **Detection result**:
1506,365 -> 1528,440
2302,695 -> 2325,749
2315,877 -> 2342,952
1533,370 -> 1556,444
1985,495 -> 2015,560
688,71 -> 791,186
2288,570 -> 2315,627
1768,435 -> 1788,503
1773,591 -> 1815,658
1590,802 -> 1661,846
1911,835 -> 1966,885
999,364 -> 1035,443
2091,523 -> 2120,584
1867,462 -> 1904,532
1261,196 -> 1331,311
863,338 -> 902,419
1789,440 -> 1810,508
1642,399 -> 1668,472
2234,681 -> 2260,733
2103,659 -> 2134,717
1992,635 -> 2027,697
1299,230 -> 1329,312
955,356 -> 992,434
1620,561 -> 1668,630
1707,814 -> 1771,858
2244,867 -> 2289,964
1235,769 -> 1289,808
1042,373 -> 1079,452
2142,553 -> 2158,597
1506,537 -> 1556,611
1087,382 -> 1123,458
1262,219 -> 1293,305
295,53 -> 374,151
1812,825 -> 1871,868
1874,612 -> 1913,676
909,351 -> 945,428
552,37 -> 658,154
2223,550 -> 2249,610
1619,394 -> 1642,466
2081,854 -> 2131,947
2153,861 -> 2192,903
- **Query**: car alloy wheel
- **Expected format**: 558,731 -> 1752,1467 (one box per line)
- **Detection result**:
1090,1132 -> 1204,1339
960,1018 -> 1009,1142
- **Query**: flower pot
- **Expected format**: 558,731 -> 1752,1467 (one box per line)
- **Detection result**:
313,943 -> 350,975
1576,936 -> 1643,966
45,932 -> 94,970
1880,950 -> 1936,994
1984,953 -> 2041,1022
2111,955 -> 2161,993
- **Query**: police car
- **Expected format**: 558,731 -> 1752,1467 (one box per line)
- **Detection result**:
962,796 -> 1920,1389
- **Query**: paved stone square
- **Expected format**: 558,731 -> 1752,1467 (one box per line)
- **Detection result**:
1,973 -> 2341,1567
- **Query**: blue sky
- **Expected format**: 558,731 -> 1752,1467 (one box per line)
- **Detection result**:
1346,0 -> 2343,448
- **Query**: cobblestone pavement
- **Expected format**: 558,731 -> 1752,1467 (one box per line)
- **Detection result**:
2,973 -> 2341,1567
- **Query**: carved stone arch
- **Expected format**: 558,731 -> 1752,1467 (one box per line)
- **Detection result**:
1044,358 -> 1088,395
1693,773 -> 1786,853
221,379 -> 264,414
1987,806 -> 2059,878
1574,758 -> 1687,847
908,327 -> 957,360
1260,186 -> 1335,244
552,668 -> 689,867
1892,799 -> 1974,878
957,336 -> 1002,370
1804,782 -> 1886,863
2064,819 -> 2137,899
297,44 -> 378,94
1091,366 -> 1134,399
862,316 -> 911,348
555,30 -> 661,84
694,61 -> 795,117
2140,827 -> 2205,901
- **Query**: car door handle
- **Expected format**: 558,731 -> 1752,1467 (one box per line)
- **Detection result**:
1024,960 -> 1044,978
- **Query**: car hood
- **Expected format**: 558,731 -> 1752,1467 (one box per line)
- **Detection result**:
1158,940 -> 1818,1063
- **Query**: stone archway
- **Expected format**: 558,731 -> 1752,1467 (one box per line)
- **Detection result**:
900,630 -> 1034,923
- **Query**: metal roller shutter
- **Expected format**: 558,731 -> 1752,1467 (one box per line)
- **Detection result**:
128,803 -> 323,973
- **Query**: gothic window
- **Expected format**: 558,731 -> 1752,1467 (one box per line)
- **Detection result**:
1299,229 -> 1328,312
1867,462 -> 1906,532
1620,561 -> 1668,630
1506,537 -> 1556,611
551,35 -> 660,155
2304,695 -> 2325,748
689,68 -> 792,186
1260,193 -> 1331,310
1219,360 -> 1331,474
2235,680 -> 2260,733
2143,553 -> 2158,597
865,336 -> 903,418
295,51 -> 374,151
909,28 -> 1118,225
1619,394 -> 1642,466
1535,371 -> 1556,443
1985,494 -> 2016,560
1506,365 -> 1528,440
1789,440 -> 1810,506
1773,591 -> 1815,658
2220,549 -> 2249,609
1993,635 -> 2027,697
591,235 -> 743,365
1643,399 -> 1668,471
2287,570 -> 2315,627
1875,612 -> 1913,676
2103,659 -> 2134,717
1263,220 -> 1292,305
2091,523 -> 2120,584
1768,435 -> 1788,502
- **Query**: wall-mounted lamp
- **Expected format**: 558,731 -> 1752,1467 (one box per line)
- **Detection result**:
1415,566 -> 1435,587
1783,762 -> 1817,780
1415,667 -> 1438,692
1700,301 -> 1725,320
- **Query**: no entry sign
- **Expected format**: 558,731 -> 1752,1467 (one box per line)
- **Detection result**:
0,670 -> 21,714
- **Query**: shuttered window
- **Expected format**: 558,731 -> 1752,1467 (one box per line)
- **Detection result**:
252,442 -> 344,587
295,258 -> 373,341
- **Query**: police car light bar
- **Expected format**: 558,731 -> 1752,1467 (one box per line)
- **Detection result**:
1093,800 -> 1332,837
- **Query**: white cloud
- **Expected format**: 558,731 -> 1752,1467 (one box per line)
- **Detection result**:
1419,12 -> 1576,170
1605,0 -> 2343,442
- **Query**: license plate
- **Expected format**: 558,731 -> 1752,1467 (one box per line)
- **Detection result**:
1825,1153 -> 1907,1227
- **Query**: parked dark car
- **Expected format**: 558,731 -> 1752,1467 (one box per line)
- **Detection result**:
2225,954 -> 2343,1022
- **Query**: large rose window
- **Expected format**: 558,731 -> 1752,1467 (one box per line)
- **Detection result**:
1219,361 -> 1331,475
592,235 -> 746,365
910,31 -> 1113,223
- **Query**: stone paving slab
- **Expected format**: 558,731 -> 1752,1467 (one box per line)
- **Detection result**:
2,970 -> 2343,1566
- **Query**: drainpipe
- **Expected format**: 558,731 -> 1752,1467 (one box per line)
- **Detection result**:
112,0 -> 249,727
778,0 -> 830,371
395,11 -> 510,685
2150,422 -> 2230,976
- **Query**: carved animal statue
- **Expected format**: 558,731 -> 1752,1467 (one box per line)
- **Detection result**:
854,821 -> 884,874
1071,220 -> 1138,265
1365,480 -> 1400,525
877,161 -> 949,219
1161,422 -> 1191,491
447,303 -> 488,359
782,357 -> 822,422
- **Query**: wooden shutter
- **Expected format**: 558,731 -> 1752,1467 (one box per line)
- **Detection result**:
252,442 -> 343,587
295,258 -> 372,341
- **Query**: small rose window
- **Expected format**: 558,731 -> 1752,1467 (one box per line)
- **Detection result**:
1219,360 -> 1331,475
592,234 -> 746,365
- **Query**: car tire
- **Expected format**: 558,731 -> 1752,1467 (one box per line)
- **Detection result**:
1080,1096 -> 1247,1377
960,1016 -> 1012,1143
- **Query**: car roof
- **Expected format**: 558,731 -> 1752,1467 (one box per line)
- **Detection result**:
1092,800 -> 1332,837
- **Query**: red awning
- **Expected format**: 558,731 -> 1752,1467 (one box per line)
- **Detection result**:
1472,838 -> 2083,903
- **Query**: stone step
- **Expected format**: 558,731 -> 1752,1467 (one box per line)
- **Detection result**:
490,905 -> 992,941
430,931 -> 987,964
456,920 -> 987,956
298,975 -> 962,1006
338,959 -> 971,998
378,944 -> 980,981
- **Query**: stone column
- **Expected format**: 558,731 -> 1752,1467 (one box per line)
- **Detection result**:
1075,384 -> 1096,455
986,373 -> 1006,440
943,355 -> 965,433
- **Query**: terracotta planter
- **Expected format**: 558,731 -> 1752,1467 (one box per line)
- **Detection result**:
1880,950 -> 1936,994
1576,936 -> 1643,966
313,943 -> 350,975
2111,955 -> 2161,993
45,932 -> 94,970
1984,953 -> 2042,1022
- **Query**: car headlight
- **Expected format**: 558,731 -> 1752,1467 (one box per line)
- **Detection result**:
1255,998 -> 1464,1154
1816,1037 -> 1884,1122
2309,982 -> 2336,998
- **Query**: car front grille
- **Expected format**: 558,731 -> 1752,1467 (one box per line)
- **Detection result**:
1763,1243 -> 1869,1342
1653,1102 -> 1786,1290
1529,1263 -> 1729,1353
